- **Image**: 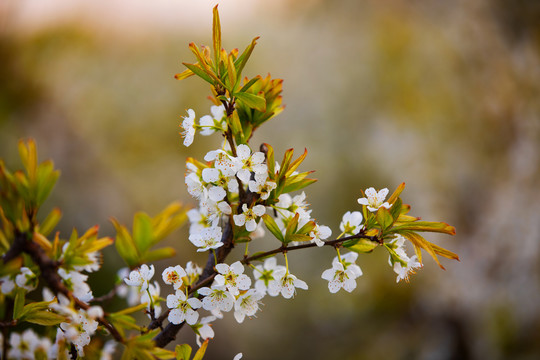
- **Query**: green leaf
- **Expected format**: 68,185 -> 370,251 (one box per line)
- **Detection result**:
212,5 -> 221,65
389,198 -> 402,221
401,231 -> 444,269
175,344 -> 192,360
390,221 -> 456,235
344,238 -> 379,253
262,214 -> 284,242
142,247 -> 176,263
239,76 -> 260,93
376,207 -> 394,231
13,288 -> 26,319
111,218 -> 140,267
286,234 -> 312,243
227,54 -> 237,91
183,63 -> 214,85
235,92 -> 266,112
174,68 -> 195,81
387,182 -> 405,204
282,177 -> 317,194
285,148 -> 308,177
283,213 -> 299,243
234,37 -> 259,78
133,212 -> 153,253
152,347 -> 177,360
192,340 -> 209,360
264,143 -> 275,179
22,310 -> 65,326
38,207 -> 62,237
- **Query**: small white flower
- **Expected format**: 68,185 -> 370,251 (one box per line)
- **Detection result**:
58,268 -> 93,302
214,261 -> 251,296
185,173 -> 208,201
199,105 -> 226,136
248,173 -> 277,200
339,211 -> 363,236
100,340 -> 117,360
235,144 -> 268,183
0,275 -> 15,294
8,329 -> 40,359
269,270 -> 308,299
162,265 -> 187,290
15,267 -> 38,292
189,226 -> 223,252
123,264 -> 155,292
167,290 -> 202,325
180,109 -> 196,147
357,187 -> 392,212
233,204 -> 266,232
321,259 -> 362,293
186,261 -> 202,277
234,289 -> 264,323
310,224 -> 332,247
195,315 -> 216,346
198,285 -> 234,312
253,257 -> 285,296
393,255 -> 422,283
205,149 -> 240,177
233,353 -> 243,360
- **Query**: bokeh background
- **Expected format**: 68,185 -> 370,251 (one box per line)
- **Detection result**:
2,0 -> 540,359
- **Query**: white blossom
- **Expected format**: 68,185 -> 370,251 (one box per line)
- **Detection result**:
233,204 -> 266,232
199,105 -> 226,136
58,268 -> 93,302
357,187 -> 392,212
393,255 -> 422,283
253,257 -> 285,296
0,275 -> 15,294
248,173 -> 277,200
189,226 -> 223,252
15,267 -> 38,292
339,211 -> 364,236
235,144 -> 268,183
185,173 -> 208,200
234,289 -> 264,323
198,285 -> 234,312
214,261 -> 251,296
123,264 -> 155,292
195,315 -> 216,346
310,224 -> 332,247
269,269 -> 308,299
180,109 -> 196,147
167,290 -> 202,325
162,265 -> 187,290
8,329 -> 40,359
321,258 -> 363,293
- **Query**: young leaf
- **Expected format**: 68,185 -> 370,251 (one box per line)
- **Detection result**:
212,5 -> 221,65
175,344 -> 192,360
387,182 -> 405,205
262,214 -> 284,242
133,212 -> 153,254
376,207 -> 394,231
192,340 -> 209,360
21,310 -> 65,326
235,92 -> 266,112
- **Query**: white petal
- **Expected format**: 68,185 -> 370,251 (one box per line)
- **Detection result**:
236,144 -> 251,160
202,168 -> 220,183
230,261 -> 244,275
245,219 -> 257,232
215,264 -> 229,274
233,214 -> 246,226
252,205 -> 266,217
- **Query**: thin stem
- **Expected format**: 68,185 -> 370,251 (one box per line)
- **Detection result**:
242,233 -> 379,265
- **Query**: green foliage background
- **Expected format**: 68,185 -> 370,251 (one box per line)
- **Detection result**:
1,0 -> 540,359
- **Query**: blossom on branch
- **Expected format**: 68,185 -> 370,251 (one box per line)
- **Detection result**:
167,290 -> 202,325
357,187 -> 392,212
214,261 -> 252,296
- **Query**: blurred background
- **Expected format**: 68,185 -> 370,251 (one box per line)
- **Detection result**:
1,0 -> 540,359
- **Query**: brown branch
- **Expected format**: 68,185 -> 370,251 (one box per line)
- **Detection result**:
242,233 -> 380,264
20,232 -> 124,344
